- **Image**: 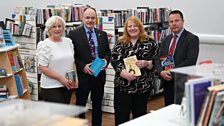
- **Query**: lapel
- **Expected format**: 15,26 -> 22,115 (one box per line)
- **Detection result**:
81,26 -> 90,49
165,35 -> 173,52
95,28 -> 102,54
174,29 -> 187,55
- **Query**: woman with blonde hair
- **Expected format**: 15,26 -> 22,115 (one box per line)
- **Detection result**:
111,16 -> 159,125
37,16 -> 78,104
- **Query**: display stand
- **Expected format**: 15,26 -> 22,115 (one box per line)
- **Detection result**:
0,44 -> 31,99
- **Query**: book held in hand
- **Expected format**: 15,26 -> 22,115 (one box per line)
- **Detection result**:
66,70 -> 76,83
123,55 -> 141,76
160,55 -> 175,70
90,57 -> 106,77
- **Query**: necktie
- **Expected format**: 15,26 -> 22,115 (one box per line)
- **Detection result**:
169,34 -> 177,55
88,31 -> 96,60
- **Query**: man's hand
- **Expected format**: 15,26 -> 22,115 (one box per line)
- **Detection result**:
160,70 -> 172,81
83,63 -> 94,75
101,59 -> 107,71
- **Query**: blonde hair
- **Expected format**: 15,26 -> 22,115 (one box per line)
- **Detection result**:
118,16 -> 147,44
44,16 -> 66,36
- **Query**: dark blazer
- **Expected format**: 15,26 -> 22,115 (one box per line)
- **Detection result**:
155,29 -> 199,104
156,29 -> 199,73
68,26 -> 111,84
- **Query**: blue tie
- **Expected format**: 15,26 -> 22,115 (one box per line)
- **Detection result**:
88,31 -> 96,60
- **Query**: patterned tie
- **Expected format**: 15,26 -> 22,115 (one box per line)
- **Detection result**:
169,34 -> 177,55
88,31 -> 96,60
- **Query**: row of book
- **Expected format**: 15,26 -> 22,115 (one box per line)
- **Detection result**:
151,28 -> 169,44
184,77 -> 224,126
100,7 -> 171,27
0,85 -> 8,100
7,50 -> 23,72
0,28 -> 16,47
36,4 -> 86,24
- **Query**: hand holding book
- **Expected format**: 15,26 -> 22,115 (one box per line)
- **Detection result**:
90,57 -> 106,77
123,55 -> 141,76
136,60 -> 153,69
120,69 -> 137,81
65,70 -> 78,89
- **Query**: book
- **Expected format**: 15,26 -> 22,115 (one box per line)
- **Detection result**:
90,57 -> 106,77
24,56 -> 35,73
185,77 -> 213,126
203,85 -> 224,126
208,90 -> 224,126
196,91 -> 212,126
14,74 -> 23,97
123,55 -> 141,76
66,70 -> 76,82
7,51 -> 16,72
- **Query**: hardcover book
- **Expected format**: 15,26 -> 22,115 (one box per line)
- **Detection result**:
123,55 -> 141,76
90,57 -> 106,77
185,77 -> 213,126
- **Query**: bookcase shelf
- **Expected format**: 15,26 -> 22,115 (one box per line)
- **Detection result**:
0,44 -> 31,99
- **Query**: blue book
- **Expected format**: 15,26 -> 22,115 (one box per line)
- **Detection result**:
14,75 -> 23,97
90,57 -> 106,77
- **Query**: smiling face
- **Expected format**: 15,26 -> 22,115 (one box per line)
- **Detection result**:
169,13 -> 184,34
82,8 -> 97,30
126,20 -> 140,39
49,19 -> 64,39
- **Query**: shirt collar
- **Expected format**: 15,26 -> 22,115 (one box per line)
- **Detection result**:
172,28 -> 184,38
84,25 -> 95,34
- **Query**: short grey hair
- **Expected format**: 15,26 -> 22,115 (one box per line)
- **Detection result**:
44,16 -> 66,36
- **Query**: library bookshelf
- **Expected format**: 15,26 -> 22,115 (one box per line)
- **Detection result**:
0,44 -> 31,99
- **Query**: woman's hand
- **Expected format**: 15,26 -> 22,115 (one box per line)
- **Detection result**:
59,76 -> 74,89
83,63 -> 94,75
160,70 -> 172,81
136,60 -> 153,69
120,69 -> 137,81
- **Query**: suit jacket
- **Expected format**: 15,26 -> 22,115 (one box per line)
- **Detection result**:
155,29 -> 199,103
155,29 -> 199,73
68,26 -> 111,84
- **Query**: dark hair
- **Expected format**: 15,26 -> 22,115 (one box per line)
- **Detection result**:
169,10 -> 184,20
83,5 -> 96,13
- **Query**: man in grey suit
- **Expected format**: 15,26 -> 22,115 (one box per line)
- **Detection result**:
68,6 -> 111,126
155,10 -> 199,106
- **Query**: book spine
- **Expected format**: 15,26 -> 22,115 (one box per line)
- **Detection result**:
14,75 -> 23,97
7,51 -> 16,72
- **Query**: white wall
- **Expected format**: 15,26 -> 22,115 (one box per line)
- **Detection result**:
1,0 -> 223,63
1,0 -> 224,35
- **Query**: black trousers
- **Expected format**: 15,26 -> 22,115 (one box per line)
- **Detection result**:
41,87 -> 72,104
163,80 -> 175,106
114,88 -> 149,126
76,76 -> 104,126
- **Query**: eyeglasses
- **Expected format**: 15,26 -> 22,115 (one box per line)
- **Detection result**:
84,16 -> 96,20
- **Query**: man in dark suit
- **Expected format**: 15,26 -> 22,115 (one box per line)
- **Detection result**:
155,10 -> 199,106
68,6 -> 111,126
